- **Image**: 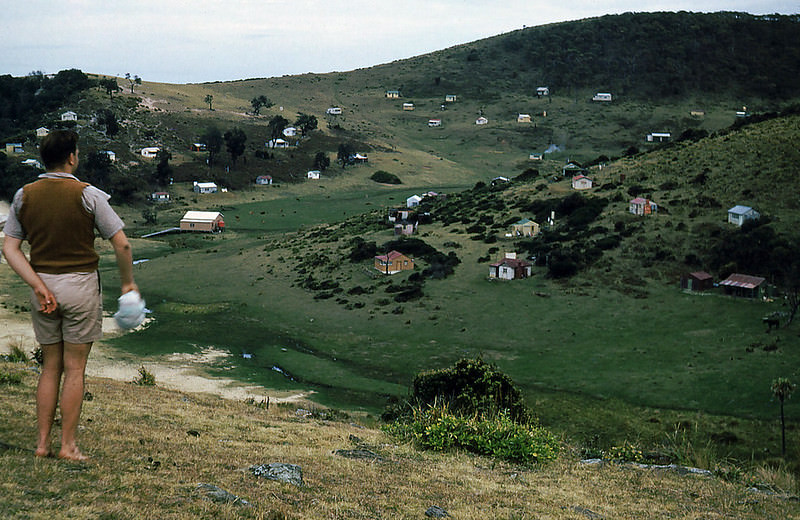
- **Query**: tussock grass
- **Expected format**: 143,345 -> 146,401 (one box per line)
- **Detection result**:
1,362 -> 797,519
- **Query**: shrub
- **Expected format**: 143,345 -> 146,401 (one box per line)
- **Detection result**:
548,253 -> 578,278
595,235 -> 621,250
370,170 -> 401,184
399,357 -> 531,424
384,404 -> 559,465
133,365 -> 156,386
0,370 -> 23,385
4,339 -> 28,363
421,251 -> 461,279
348,237 -> 378,262
394,286 -> 424,302
514,168 -> 539,182
605,441 -> 644,463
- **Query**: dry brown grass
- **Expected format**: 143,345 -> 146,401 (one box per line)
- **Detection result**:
1,361 -> 798,519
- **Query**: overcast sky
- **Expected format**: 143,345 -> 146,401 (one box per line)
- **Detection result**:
1,1 -> 796,84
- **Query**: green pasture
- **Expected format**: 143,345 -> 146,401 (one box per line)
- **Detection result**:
103,181 -> 799,423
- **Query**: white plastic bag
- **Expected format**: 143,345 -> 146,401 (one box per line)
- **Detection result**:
114,290 -> 147,329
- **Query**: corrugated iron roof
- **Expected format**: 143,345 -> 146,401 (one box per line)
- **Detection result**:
719,273 -> 765,289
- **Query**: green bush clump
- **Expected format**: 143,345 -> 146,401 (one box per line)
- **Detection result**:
348,237 -> 378,262
370,170 -> 402,184
0,370 -> 23,385
384,405 -> 559,465
133,365 -> 156,386
4,343 -> 28,363
605,441 -> 644,463
385,357 -> 531,424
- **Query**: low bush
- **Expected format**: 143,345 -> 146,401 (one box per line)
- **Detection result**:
389,357 -> 531,423
348,237 -> 378,262
133,365 -> 156,386
384,404 -> 559,465
0,370 -> 23,385
4,341 -> 28,363
370,170 -> 402,184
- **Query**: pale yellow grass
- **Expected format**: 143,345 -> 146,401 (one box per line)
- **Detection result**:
1,362 -> 798,519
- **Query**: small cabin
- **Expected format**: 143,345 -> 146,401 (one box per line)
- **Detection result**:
61,111 -> 78,121
562,161 -> 584,177
282,127 -> 297,137
267,138 -> 289,149
388,207 -> 413,223
489,253 -> 532,280
374,250 -> 414,275
511,219 -> 539,237
728,205 -> 760,227
180,211 -> 225,232
394,221 -> 417,236
141,147 -> 160,158
445,94 -> 457,102
150,191 -> 170,203
719,273 -> 766,299
646,132 -> 671,143
385,90 -> 401,99
630,197 -> 658,216
681,271 -> 713,291
193,181 -> 218,194
428,119 -> 442,127
517,114 -> 531,123
307,170 -> 321,180
476,117 -> 488,125
406,195 -> 422,208
536,86 -> 550,97
592,93 -> 612,102
191,143 -> 207,151
255,175 -> 272,185
21,159 -> 42,169
326,107 -> 342,115
572,175 -> 593,190
36,127 -> 50,137
101,150 -> 116,162
5,143 -> 23,154
402,103 -> 415,111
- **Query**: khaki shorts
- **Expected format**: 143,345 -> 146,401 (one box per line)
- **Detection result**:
30,271 -> 103,345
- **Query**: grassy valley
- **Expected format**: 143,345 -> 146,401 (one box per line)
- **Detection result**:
2,12 -> 800,513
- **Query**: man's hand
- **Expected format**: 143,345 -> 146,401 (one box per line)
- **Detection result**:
34,285 -> 57,314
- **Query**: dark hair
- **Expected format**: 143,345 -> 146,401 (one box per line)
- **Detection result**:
40,129 -> 78,170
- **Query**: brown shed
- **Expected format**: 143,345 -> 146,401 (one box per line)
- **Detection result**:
681,271 -> 713,291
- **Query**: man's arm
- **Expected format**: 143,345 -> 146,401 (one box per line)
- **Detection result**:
2,236 -> 57,313
108,230 -> 138,295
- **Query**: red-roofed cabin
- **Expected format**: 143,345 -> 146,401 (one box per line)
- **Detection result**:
374,250 -> 414,275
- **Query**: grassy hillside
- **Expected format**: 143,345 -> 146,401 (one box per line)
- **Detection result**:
1,363 -> 798,519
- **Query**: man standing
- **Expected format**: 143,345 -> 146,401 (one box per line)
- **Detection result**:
2,130 -> 138,461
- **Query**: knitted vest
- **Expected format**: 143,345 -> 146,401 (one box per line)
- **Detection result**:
18,177 -> 98,274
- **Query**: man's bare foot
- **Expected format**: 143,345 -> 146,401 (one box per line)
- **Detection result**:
58,449 -> 90,462
34,447 -> 54,458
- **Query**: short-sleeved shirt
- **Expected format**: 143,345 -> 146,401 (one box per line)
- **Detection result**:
3,172 -> 124,242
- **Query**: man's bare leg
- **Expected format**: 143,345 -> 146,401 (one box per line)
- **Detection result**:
36,342 -> 64,457
58,342 -> 92,461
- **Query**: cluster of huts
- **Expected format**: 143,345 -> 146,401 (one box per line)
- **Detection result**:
681,271 -> 768,299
